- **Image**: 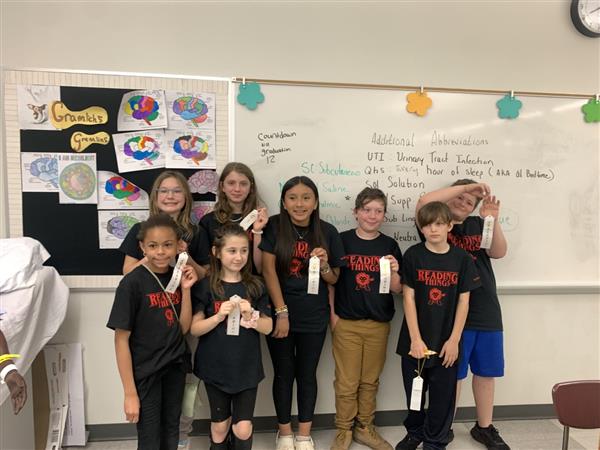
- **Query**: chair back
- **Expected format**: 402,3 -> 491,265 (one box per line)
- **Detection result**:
552,380 -> 600,429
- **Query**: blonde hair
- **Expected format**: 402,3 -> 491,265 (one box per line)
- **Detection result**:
148,170 -> 195,240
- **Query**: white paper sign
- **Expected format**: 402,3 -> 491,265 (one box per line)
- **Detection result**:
307,256 -> 320,295
239,209 -> 259,231
227,295 -> 242,336
165,252 -> 189,294
409,376 -> 424,411
480,215 -> 495,249
379,257 -> 391,294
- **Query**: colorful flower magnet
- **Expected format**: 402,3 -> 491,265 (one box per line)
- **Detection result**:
496,94 -> 522,119
237,82 -> 265,110
581,98 -> 600,123
406,90 -> 432,117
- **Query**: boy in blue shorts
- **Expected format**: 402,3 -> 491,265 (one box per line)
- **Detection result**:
396,202 -> 480,450
416,180 -> 510,450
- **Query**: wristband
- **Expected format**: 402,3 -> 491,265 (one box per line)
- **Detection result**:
0,364 -> 18,384
0,353 -> 20,365
276,312 -> 289,319
251,229 -> 263,235
320,264 -> 331,275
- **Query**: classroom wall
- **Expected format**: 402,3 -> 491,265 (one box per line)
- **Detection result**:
2,0 -> 599,431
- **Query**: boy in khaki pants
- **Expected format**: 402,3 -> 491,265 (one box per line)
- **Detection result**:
330,188 -> 403,450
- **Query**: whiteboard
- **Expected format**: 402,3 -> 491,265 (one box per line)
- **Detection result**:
234,84 -> 599,288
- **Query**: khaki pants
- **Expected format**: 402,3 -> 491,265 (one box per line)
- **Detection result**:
332,318 -> 391,430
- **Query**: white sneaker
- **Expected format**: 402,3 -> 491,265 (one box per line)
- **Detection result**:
295,436 -> 315,450
276,432 -> 295,450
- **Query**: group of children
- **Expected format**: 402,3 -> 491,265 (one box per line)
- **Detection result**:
107,162 -> 510,450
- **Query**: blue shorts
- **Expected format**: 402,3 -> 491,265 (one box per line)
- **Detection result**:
458,330 -> 504,380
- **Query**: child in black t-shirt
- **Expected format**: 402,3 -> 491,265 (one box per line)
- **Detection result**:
107,214 -> 198,450
415,179 -> 510,449
330,187 -> 402,450
259,176 -> 345,450
198,162 -> 269,273
396,202 -> 480,450
190,224 -> 273,450
119,170 -> 207,279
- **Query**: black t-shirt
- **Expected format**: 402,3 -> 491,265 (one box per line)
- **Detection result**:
259,215 -> 345,333
192,278 -> 270,393
396,243 -> 481,367
106,266 -> 192,382
335,230 -> 403,322
418,216 -> 503,331
119,221 -> 206,265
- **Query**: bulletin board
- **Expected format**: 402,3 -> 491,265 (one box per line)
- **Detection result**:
3,69 -> 231,289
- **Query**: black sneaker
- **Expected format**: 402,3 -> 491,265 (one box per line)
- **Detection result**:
395,434 -> 421,450
447,428 -> 454,444
470,424 -> 510,450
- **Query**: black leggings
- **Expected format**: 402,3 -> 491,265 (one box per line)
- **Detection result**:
204,383 -> 258,423
266,330 -> 327,423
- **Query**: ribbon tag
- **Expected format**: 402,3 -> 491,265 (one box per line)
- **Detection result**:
239,209 -> 259,231
165,252 -> 189,294
307,256 -> 320,295
409,376 -> 424,411
226,295 -> 242,336
480,215 -> 495,249
379,257 -> 391,294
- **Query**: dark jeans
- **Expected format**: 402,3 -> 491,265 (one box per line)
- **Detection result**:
136,362 -> 186,450
401,357 -> 457,450
266,330 -> 327,423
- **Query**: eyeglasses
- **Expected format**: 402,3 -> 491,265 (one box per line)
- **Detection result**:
156,188 -> 184,196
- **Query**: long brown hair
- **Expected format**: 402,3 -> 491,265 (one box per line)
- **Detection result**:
148,170 -> 195,241
274,176 -> 326,277
213,162 -> 260,224
209,224 -> 263,299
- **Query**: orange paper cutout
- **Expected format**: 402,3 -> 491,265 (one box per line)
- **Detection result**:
406,91 -> 432,117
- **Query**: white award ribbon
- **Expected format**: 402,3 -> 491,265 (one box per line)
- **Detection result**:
239,209 -> 259,231
409,376 -> 424,411
379,257 -> 391,294
307,256 -> 320,295
165,252 -> 189,294
479,215 -> 495,249
227,295 -> 242,336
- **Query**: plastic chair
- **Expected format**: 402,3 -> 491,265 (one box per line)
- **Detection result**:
552,380 -> 600,450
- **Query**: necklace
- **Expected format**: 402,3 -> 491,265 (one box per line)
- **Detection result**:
292,225 -> 309,240
230,214 -> 243,223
